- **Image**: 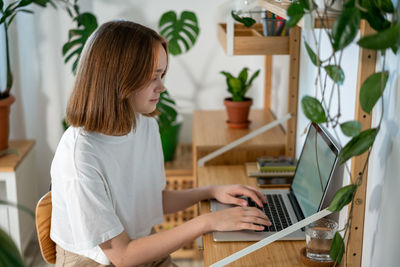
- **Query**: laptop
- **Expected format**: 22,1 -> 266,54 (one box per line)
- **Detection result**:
210,123 -> 340,241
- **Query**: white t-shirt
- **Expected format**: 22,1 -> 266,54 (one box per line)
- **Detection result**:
50,115 -> 166,264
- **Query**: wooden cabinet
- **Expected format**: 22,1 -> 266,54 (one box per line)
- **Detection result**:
0,140 -> 37,253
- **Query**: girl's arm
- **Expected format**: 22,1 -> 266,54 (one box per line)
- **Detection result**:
162,184 -> 267,214
100,205 -> 271,266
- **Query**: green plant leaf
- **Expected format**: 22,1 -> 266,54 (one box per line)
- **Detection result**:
231,11 -> 256,28
328,184 -> 357,212
286,2 -> 304,27
330,232 -> 345,264
301,96 -> 327,123
157,90 -> 179,134
0,228 -> 24,267
0,0 -> 3,10
332,8 -> 360,51
158,10 -> 200,56
238,68 -> 248,84
357,25 -> 400,51
340,120 -> 362,137
324,65 -> 345,85
17,0 -> 32,8
376,0 -> 394,13
247,69 -> 260,88
298,0 -> 310,10
338,128 -> 378,165
63,12 -> 98,74
304,41 -> 318,66
360,71 -> 389,113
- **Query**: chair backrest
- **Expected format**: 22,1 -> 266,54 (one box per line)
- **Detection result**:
35,191 -> 56,264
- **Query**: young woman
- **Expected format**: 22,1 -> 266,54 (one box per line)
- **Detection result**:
50,20 -> 271,267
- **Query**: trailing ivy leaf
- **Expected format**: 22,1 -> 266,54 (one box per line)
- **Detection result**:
231,11 -> 256,28
286,2 -> 304,27
330,232 -> 345,264
304,41 -> 318,66
358,25 -> 400,51
340,120 -> 362,137
328,184 -> 357,212
0,228 -> 24,267
338,128 -> 378,165
324,65 -> 345,85
159,11 -> 200,55
360,71 -> 389,113
301,96 -> 327,123
332,8 -> 360,51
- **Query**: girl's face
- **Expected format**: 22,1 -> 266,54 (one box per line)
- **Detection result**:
133,43 -> 167,114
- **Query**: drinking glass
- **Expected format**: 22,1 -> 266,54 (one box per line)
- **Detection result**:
305,218 -> 338,262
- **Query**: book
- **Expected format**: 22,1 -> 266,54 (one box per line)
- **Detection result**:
245,162 -> 294,178
256,156 -> 297,173
257,177 -> 292,188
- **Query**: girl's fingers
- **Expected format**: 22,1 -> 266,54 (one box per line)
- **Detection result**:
243,185 -> 267,203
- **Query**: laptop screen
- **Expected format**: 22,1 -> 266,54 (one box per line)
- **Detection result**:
291,124 -> 339,218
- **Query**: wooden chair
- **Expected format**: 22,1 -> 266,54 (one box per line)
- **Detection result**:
35,191 -> 56,264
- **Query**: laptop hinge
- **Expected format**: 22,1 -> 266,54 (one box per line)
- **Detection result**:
288,191 -> 305,223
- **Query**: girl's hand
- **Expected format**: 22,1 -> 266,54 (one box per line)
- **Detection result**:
210,184 -> 267,208
203,206 -> 272,232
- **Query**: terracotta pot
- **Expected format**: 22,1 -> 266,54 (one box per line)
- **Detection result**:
224,97 -> 253,129
0,94 -> 15,150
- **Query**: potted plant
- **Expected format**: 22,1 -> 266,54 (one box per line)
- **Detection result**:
220,67 -> 260,129
0,0 -> 54,151
157,10 -> 199,161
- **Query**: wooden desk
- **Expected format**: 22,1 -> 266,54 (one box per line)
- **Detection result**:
198,165 -> 306,266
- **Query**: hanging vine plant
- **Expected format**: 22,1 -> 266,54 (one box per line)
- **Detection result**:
287,0 -> 399,264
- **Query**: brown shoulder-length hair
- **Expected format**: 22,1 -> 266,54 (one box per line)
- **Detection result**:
66,20 -> 168,136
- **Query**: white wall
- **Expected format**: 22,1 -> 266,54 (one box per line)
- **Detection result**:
362,50 -> 400,267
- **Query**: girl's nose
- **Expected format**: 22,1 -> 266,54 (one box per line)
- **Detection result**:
155,81 -> 165,93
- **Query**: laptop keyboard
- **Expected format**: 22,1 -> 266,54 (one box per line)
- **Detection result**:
247,194 -> 293,232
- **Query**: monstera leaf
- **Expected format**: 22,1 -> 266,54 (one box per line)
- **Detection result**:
158,10 -> 200,56
62,12 -> 98,74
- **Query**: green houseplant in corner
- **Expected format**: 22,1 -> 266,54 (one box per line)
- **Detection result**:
0,0 -> 54,151
220,67 -> 260,129
157,10 -> 199,161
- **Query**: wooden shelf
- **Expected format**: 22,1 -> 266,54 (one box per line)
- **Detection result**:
193,109 -> 286,165
258,0 -> 337,28
217,23 -> 289,55
0,140 -> 35,172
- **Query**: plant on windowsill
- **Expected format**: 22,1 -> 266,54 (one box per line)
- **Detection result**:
220,67 -> 260,129
286,0 -> 400,264
156,10 -> 199,161
0,0 -> 54,151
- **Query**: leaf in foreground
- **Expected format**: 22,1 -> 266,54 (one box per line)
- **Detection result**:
324,65 -> 345,85
0,228 -> 24,267
338,128 -> 378,165
360,72 -> 389,114
328,184 -> 357,212
330,232 -> 345,264
301,96 -> 327,123
340,120 -> 362,137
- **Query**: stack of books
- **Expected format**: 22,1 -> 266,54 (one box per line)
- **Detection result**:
246,156 -> 297,178
245,156 -> 297,187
